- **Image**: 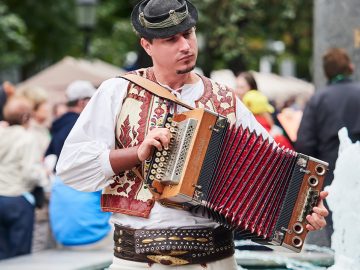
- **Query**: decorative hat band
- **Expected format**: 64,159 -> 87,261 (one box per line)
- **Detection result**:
139,6 -> 189,29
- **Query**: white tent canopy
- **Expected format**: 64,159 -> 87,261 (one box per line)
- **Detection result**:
18,56 -> 125,103
210,69 -> 314,108
252,71 -> 314,108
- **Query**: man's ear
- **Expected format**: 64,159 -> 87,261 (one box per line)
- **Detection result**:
140,38 -> 152,57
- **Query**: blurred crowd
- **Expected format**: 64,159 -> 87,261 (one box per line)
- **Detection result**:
0,47 -> 359,260
0,80 -> 112,260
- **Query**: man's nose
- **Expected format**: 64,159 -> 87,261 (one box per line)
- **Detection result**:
178,36 -> 190,51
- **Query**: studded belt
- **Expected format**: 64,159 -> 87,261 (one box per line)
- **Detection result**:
113,224 -> 235,266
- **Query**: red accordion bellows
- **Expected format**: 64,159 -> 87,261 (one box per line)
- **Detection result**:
145,109 -> 328,252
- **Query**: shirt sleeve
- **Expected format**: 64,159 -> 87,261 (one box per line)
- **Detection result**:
235,97 -> 274,142
56,78 -> 128,192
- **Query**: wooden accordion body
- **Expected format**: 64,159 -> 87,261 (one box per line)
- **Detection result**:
145,108 -> 328,252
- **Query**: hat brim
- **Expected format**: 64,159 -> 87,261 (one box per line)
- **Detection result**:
131,0 -> 198,39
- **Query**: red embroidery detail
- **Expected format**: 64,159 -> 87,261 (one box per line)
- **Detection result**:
150,98 -> 167,129
101,194 -> 153,218
118,115 -> 137,148
137,90 -> 152,143
195,76 -> 235,117
125,171 -> 142,198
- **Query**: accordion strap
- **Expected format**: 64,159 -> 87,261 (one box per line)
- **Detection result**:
121,73 -> 195,110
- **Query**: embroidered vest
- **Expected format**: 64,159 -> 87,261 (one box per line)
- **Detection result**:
101,68 -> 237,218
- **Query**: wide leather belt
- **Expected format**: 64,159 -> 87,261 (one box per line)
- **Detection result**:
113,224 -> 235,266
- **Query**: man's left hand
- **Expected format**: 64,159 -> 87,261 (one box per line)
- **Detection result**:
306,191 -> 329,231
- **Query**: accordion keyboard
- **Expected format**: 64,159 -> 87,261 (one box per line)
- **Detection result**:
146,115 -> 198,185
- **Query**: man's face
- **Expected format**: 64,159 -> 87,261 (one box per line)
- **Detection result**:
142,27 -> 198,74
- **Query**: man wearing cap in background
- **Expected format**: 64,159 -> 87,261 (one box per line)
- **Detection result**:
45,80 -> 112,249
45,80 -> 96,159
56,1 -> 329,269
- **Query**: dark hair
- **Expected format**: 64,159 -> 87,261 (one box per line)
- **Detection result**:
237,71 -> 258,90
66,99 -> 79,107
323,48 -> 352,80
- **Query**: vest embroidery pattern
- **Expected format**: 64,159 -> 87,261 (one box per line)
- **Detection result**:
101,68 -> 236,218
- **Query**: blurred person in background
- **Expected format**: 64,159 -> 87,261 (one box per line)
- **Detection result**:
52,102 -> 68,119
235,71 -> 258,100
46,80 -> 112,249
17,86 -> 51,156
17,86 -> 52,252
243,90 -> 293,150
0,96 -> 46,259
296,48 -> 360,247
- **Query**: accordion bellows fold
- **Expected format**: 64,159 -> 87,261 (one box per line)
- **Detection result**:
145,108 -> 328,252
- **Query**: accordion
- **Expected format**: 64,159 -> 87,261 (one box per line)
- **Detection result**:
145,108 -> 328,252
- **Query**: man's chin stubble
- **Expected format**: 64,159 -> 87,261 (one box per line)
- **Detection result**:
176,65 -> 196,75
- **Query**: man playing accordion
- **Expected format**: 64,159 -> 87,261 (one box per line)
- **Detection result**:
57,0 -> 329,269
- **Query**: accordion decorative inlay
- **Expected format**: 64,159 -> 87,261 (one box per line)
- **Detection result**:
145,108 -> 328,252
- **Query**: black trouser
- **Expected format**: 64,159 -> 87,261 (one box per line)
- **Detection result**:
0,195 -> 35,260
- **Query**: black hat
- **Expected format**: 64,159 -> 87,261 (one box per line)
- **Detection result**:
131,0 -> 198,39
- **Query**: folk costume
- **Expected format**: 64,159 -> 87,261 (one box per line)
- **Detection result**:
57,0 -> 271,268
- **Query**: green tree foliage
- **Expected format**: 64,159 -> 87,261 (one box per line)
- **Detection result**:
91,0 -> 138,67
0,0 -> 313,80
193,0 -> 313,78
2,0 -> 79,78
0,3 -> 30,69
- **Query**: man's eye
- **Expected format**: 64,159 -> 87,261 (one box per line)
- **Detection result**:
184,31 -> 193,38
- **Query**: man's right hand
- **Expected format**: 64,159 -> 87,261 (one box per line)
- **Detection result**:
137,127 -> 171,162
